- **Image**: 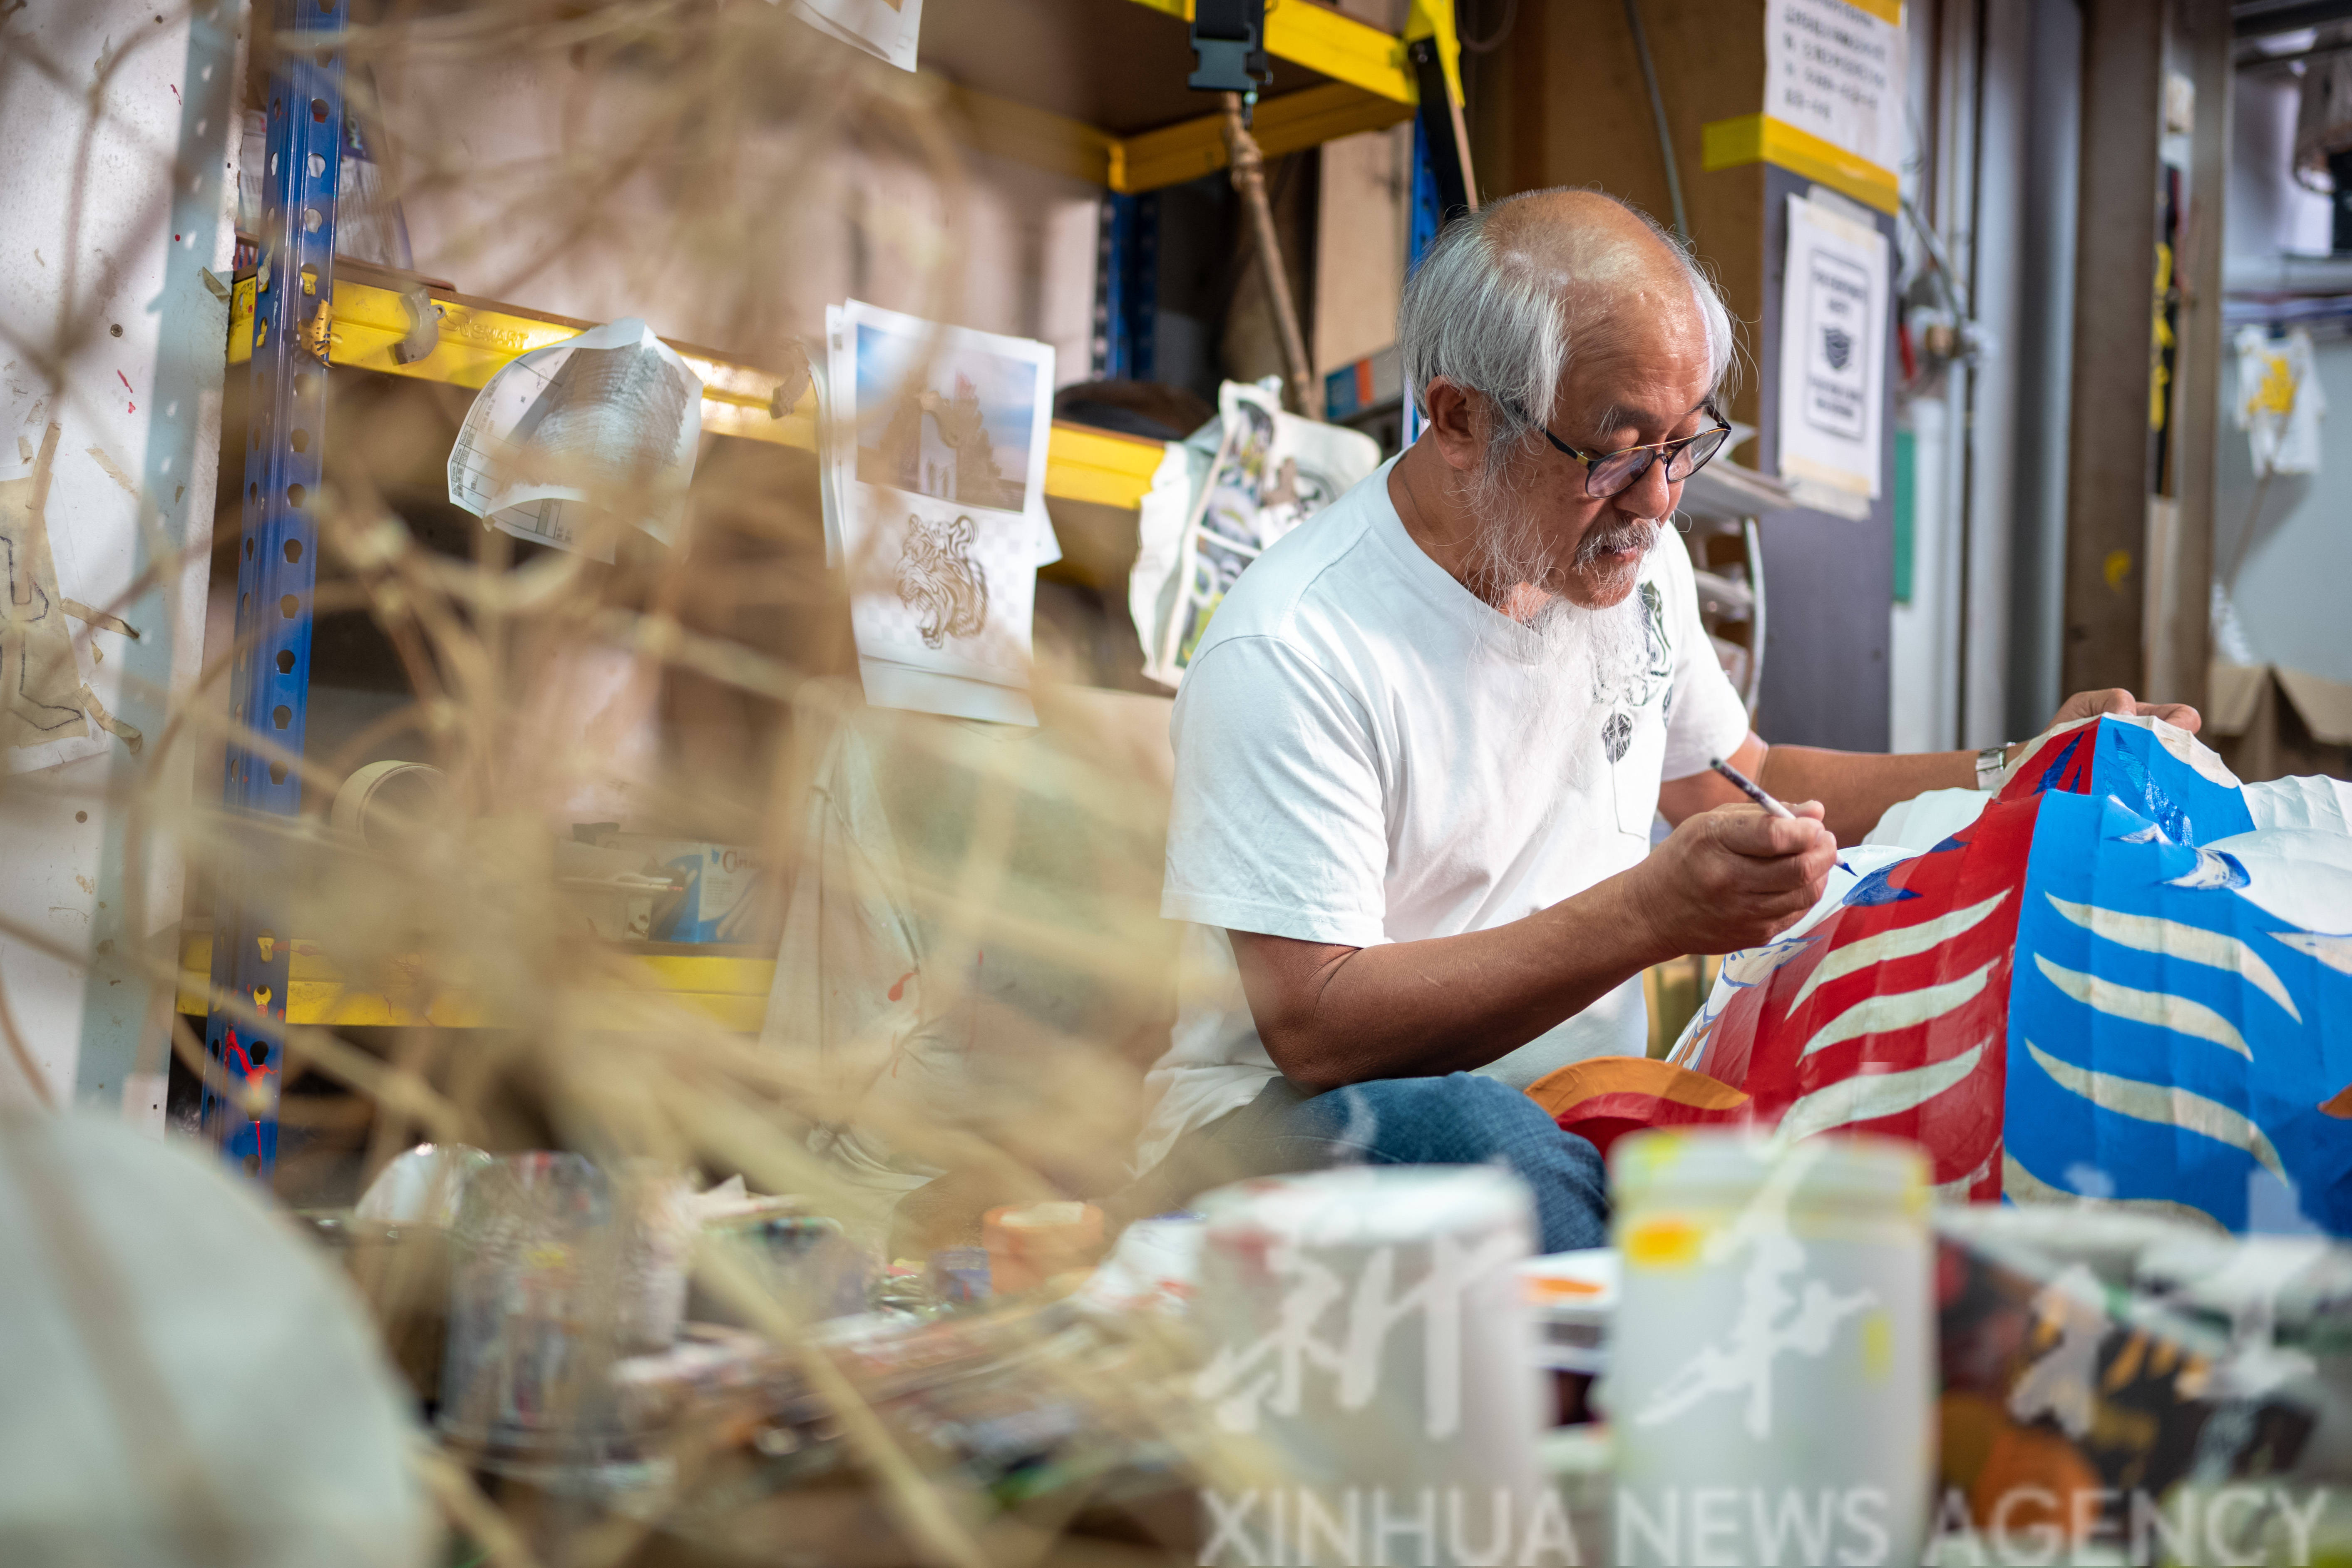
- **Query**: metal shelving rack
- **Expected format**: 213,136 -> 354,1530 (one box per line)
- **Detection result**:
201,0 -> 347,1174
196,0 -> 1472,1170
945,0 -> 1462,196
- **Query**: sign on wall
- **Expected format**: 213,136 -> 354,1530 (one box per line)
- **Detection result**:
1764,0 -> 1905,177
1778,191 -> 1890,515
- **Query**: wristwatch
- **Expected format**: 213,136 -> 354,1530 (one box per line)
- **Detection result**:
1975,744 -> 2010,793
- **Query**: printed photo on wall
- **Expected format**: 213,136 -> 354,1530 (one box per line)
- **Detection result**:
822,301 -> 1056,725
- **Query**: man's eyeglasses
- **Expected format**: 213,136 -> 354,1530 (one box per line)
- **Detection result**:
1513,408 -> 1733,499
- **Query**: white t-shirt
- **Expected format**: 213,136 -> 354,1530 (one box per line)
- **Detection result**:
1140,457 -> 1753,1169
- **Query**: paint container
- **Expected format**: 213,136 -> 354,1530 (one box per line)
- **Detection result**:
928,1247 -> 993,1307
438,1153 -> 692,1453
689,1199 -> 866,1325
355,1141 -> 492,1227
1073,1212 -> 1205,1320
1540,1425 -> 1614,1568
1191,1167 -> 1552,1568
1609,1131 -> 1933,1568
1520,1247 -> 1619,1374
982,1201 -> 1104,1294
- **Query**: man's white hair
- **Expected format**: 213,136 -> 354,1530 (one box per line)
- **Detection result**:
1396,189 -> 1737,460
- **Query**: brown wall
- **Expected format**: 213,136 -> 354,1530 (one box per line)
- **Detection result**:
1465,0 -> 1895,750
1470,0 -> 1769,429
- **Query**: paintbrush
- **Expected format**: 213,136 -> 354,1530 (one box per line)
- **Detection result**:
1708,756 -> 1795,820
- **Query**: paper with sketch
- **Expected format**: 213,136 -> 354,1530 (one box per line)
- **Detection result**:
822,300 -> 1054,726
448,317 -> 703,563
783,0 -> 922,71
1777,193 -> 1888,515
1130,379 -> 1380,690
0,423 -> 109,772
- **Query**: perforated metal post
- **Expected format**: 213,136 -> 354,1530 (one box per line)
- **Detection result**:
1403,120 -> 1443,447
1090,192 -> 1159,383
202,0 -> 346,1175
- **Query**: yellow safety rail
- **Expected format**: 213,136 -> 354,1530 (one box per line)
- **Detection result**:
176,932 -> 776,1032
228,274 -> 1169,509
945,0 -> 1451,194
1119,0 -> 1417,105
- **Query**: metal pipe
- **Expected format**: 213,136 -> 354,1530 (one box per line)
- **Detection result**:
1621,0 -> 1689,245
2235,0 -> 2352,40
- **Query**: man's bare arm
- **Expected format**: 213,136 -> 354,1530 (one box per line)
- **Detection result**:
1230,805 -> 1839,1091
1657,689 -> 2203,845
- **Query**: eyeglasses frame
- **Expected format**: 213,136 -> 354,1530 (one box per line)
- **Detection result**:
1510,403 -> 1734,499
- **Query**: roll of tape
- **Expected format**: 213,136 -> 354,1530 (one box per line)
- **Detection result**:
331,760 -> 446,849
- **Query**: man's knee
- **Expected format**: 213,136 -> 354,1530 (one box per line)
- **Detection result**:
1296,1072 -> 1567,1167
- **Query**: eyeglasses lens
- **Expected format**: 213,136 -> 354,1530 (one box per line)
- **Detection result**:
1666,427 -> 1729,481
1585,449 -> 1649,498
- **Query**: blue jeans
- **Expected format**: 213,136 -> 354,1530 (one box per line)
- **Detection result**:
1130,1073 -> 1609,1255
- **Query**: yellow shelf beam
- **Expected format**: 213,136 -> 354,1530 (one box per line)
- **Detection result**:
946,0 -> 1442,194
1118,80 -> 1413,193
176,933 -> 775,1032
229,275 -> 1168,509
951,79 -> 1412,195
1117,0 -> 1418,104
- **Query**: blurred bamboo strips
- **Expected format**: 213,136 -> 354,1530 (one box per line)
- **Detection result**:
1,3 -> 1246,1562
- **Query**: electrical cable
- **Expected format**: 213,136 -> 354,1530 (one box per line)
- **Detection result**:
1621,0 -> 1689,244
1899,194 -> 1970,318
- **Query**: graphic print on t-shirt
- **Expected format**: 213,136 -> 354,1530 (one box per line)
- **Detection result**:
1599,579 -> 1677,763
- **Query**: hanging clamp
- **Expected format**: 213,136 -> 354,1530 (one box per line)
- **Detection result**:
1189,0 -> 1270,101
302,296 -> 335,362
394,286 -> 442,366
770,341 -> 812,420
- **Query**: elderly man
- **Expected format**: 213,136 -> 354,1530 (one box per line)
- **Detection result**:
1130,189 -> 2195,1252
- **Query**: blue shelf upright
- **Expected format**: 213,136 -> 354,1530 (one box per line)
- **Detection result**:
1403,120 -> 1444,448
1091,191 -> 1160,383
201,0 -> 347,1175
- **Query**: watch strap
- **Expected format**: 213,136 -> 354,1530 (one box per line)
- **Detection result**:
1975,744 -> 2010,792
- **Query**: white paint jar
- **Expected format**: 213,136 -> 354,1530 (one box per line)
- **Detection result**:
1609,1131 -> 1933,1568
1191,1166 -> 1559,1567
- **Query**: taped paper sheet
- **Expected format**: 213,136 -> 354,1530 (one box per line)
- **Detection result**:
1129,378 -> 1380,690
2234,325 -> 2326,477
822,301 -> 1056,726
1764,0 -> 1906,175
1777,192 -> 1889,515
448,317 -> 703,563
781,0 -> 922,71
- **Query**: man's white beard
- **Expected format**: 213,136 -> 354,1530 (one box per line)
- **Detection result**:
1463,461 -> 1657,709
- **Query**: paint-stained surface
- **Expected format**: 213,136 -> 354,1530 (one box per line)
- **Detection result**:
0,0 -> 239,1114
0,424 -> 101,766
